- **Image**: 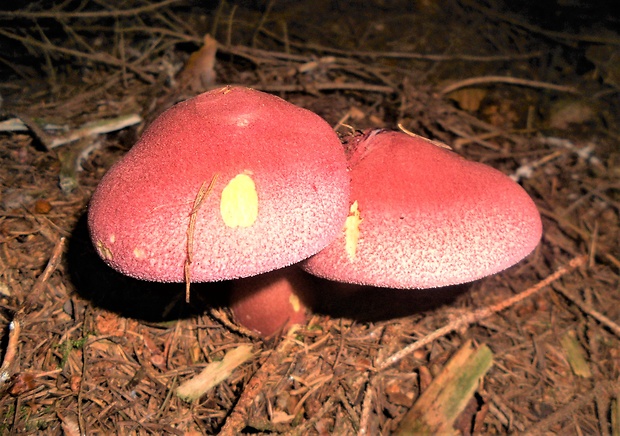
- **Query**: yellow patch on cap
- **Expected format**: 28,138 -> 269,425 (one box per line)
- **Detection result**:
344,200 -> 362,261
96,240 -> 113,261
220,173 -> 259,228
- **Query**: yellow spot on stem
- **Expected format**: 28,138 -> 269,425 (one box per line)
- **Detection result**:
289,294 -> 301,313
344,200 -> 362,261
220,173 -> 258,228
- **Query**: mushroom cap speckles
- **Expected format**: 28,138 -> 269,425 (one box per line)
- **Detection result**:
302,130 -> 543,289
88,86 -> 350,282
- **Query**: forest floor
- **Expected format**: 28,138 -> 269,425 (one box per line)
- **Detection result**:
0,0 -> 618,434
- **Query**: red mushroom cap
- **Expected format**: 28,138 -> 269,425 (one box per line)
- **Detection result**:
302,130 -> 542,289
88,86 -> 349,282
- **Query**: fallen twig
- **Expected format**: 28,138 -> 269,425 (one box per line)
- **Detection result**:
465,0 -> 620,46
0,317 -> 21,386
176,344 -> 254,401
185,175 -> 219,303
219,326 -> 299,436
0,28 -> 155,83
240,82 -> 395,94
0,111 -> 56,149
553,284 -> 620,338
30,236 -> 66,300
259,28 -> 545,62
48,114 -> 142,148
1,238 -> 66,389
0,0 -> 181,19
357,255 -> 587,435
510,150 -> 566,182
440,75 -> 580,96
522,382 -> 611,435
358,380 -> 375,436
377,255 -> 587,371
1,113 -> 142,150
209,307 -> 260,339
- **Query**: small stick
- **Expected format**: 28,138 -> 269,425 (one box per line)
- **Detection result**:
439,75 -> 580,96
30,237 -> 66,299
358,382 -> 375,435
465,0 -> 620,45
3,111 -> 54,150
219,327 -> 299,436
185,175 -> 218,303
209,307 -> 260,339
0,113 -> 142,150
0,0 -> 180,19
48,113 -> 142,148
522,382 -> 609,435
225,5 -> 238,48
3,238 -> 65,392
554,284 -> 620,338
236,82 -> 394,94
377,255 -> 587,371
258,27 -> 545,62
357,256 -> 587,435
0,318 -> 21,385
251,0 -> 275,48
509,150 -> 566,182
0,28 -> 154,83
397,123 -> 452,150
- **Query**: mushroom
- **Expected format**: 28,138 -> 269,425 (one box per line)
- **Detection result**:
302,129 -> 543,289
229,266 -> 316,337
88,86 -> 349,317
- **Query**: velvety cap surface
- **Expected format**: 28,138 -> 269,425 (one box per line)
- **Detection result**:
88,86 -> 349,282
302,130 -> 542,288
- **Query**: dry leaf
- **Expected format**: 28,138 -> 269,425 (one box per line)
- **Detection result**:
394,341 -> 493,435
446,88 -> 488,112
58,412 -> 81,436
177,344 -> 253,402
178,34 -> 218,92
560,330 -> 592,378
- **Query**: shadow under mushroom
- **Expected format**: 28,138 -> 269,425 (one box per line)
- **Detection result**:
67,213 -> 229,322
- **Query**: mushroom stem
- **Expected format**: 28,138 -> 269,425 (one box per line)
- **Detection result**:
230,266 -> 315,338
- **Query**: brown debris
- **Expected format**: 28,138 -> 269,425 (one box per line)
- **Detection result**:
0,0 -> 619,434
